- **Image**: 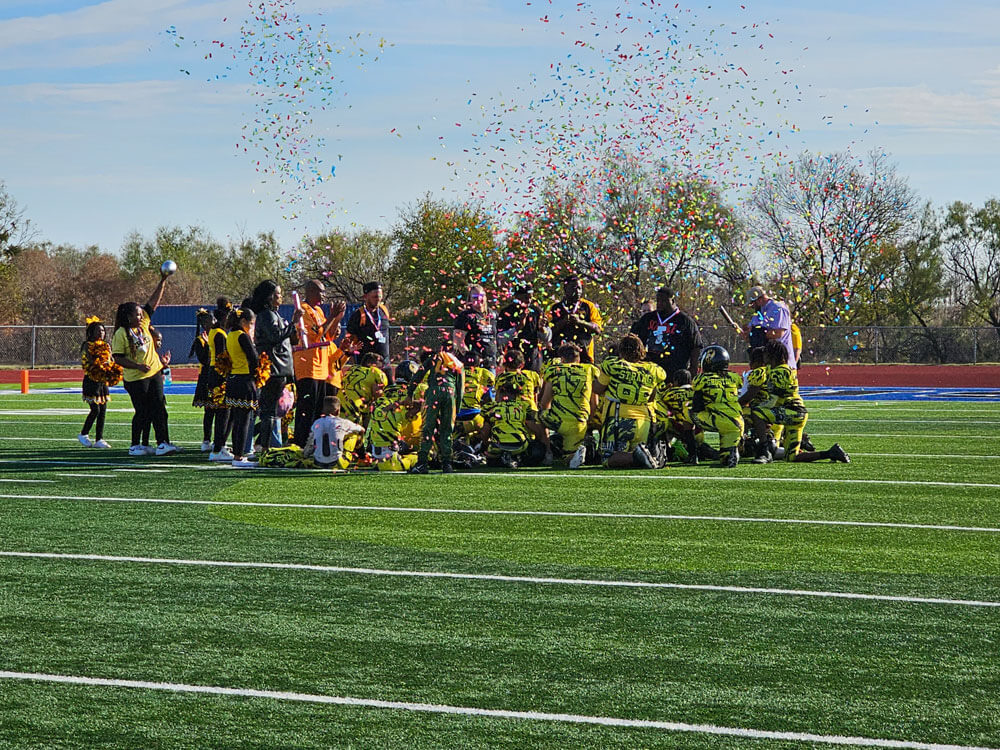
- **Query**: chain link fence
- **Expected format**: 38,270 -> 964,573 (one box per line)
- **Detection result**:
1,323 -> 998,368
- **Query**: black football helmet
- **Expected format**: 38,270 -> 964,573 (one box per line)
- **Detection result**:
395,359 -> 419,384
699,345 -> 731,373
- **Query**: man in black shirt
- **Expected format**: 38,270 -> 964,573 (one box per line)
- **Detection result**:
345,281 -> 390,369
549,276 -> 603,363
629,287 -> 702,376
497,284 -> 544,371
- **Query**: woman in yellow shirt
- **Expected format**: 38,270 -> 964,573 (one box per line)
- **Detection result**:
111,271 -> 177,457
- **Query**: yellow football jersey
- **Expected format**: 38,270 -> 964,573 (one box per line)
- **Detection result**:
544,361 -> 598,424
341,365 -> 388,414
598,356 -> 665,419
495,368 -> 542,410
462,366 -> 496,410
692,371 -> 742,420
488,399 -> 532,447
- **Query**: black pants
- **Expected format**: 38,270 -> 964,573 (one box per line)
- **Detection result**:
124,374 -> 169,447
82,403 -> 106,440
230,408 -> 253,460
293,378 -> 328,447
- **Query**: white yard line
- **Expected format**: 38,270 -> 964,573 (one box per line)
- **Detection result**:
0,550 -> 996,608
112,469 -> 169,474
54,473 -> 118,479
0,479 -> 54,484
4,493 -> 999,534
0,671 -> 994,750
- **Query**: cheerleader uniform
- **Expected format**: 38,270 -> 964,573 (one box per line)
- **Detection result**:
80,344 -> 111,445
225,329 -> 259,460
205,326 -> 229,409
191,333 -> 211,408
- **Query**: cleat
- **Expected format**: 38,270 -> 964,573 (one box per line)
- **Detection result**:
93,439 -> 111,449
409,462 -> 429,475
155,442 -> 179,456
632,444 -> 655,470
801,434 -> 816,452
724,447 -> 740,468
542,450 -> 554,467
569,445 -> 587,469
209,448 -> 234,462
752,447 -> 772,464
829,443 -> 851,463
500,451 -> 518,470
684,452 -> 699,466
77,434 -> 93,448
697,443 -> 720,461
441,462 -> 454,474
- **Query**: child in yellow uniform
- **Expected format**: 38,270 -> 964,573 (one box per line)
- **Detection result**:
691,345 -> 743,468
537,342 -> 599,468
340,352 -> 388,426
593,334 -> 665,469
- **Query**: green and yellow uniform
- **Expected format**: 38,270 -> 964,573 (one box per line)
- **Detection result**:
412,351 -> 464,464
340,364 -> 388,425
692,371 -> 743,450
363,384 -> 419,471
752,364 -> 807,458
495,368 -> 542,410
458,365 -> 496,437
597,356 -> 666,454
654,383 -> 695,434
538,361 -> 599,453
486,398 -> 533,456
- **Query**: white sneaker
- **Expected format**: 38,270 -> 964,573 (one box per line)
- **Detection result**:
569,445 -> 587,469
232,458 -> 259,468
200,441 -> 212,452
209,448 -> 234,462
93,439 -> 111,449
77,434 -> 93,448
155,442 -> 179,456
128,445 -> 147,456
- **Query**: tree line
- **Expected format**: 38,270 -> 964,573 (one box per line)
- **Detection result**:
1,149 -> 998,337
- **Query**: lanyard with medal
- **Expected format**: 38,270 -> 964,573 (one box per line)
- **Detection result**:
653,309 -> 679,348
369,306 -> 386,344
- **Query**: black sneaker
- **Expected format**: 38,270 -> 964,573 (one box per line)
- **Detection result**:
724,447 -> 739,468
500,451 -> 518,469
409,463 -> 429,475
442,462 -> 454,474
829,443 -> 850,463
633,444 -> 655,470
684,452 -> 699,466
752,448 -> 772,465
698,443 -> 720,460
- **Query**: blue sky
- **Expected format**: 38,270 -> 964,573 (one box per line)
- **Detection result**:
2,0 -> 999,254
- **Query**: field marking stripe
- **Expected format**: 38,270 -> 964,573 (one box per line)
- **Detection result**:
0,672 -> 993,750
1,550 -> 996,608
3,493 -> 999,534
0,479 -> 55,484
437,474 -> 1000,489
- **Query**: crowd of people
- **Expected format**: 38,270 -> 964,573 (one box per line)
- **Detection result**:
77,271 -> 849,471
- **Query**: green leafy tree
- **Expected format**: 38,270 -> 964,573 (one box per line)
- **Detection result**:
390,195 -> 505,323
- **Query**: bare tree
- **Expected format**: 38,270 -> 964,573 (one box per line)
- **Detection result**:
941,199 -> 1000,330
0,180 -> 36,259
749,150 -> 915,325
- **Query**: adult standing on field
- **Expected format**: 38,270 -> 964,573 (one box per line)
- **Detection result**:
346,281 -> 391,371
630,286 -> 703,377
249,279 -> 302,451
293,279 -> 346,447
742,286 -> 796,369
497,284 -> 545,371
111,269 -> 179,456
453,283 -> 499,371
550,275 -> 603,364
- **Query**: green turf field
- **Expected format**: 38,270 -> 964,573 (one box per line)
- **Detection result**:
1,387 -> 998,749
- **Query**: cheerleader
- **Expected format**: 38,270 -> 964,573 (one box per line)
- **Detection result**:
207,299 -> 234,461
189,308 -> 216,451
224,307 -> 263,467
78,316 -> 123,448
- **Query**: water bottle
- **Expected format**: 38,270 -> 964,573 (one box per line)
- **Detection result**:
163,366 -> 172,386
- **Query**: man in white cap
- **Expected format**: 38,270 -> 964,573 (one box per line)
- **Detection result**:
743,286 -> 796,370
